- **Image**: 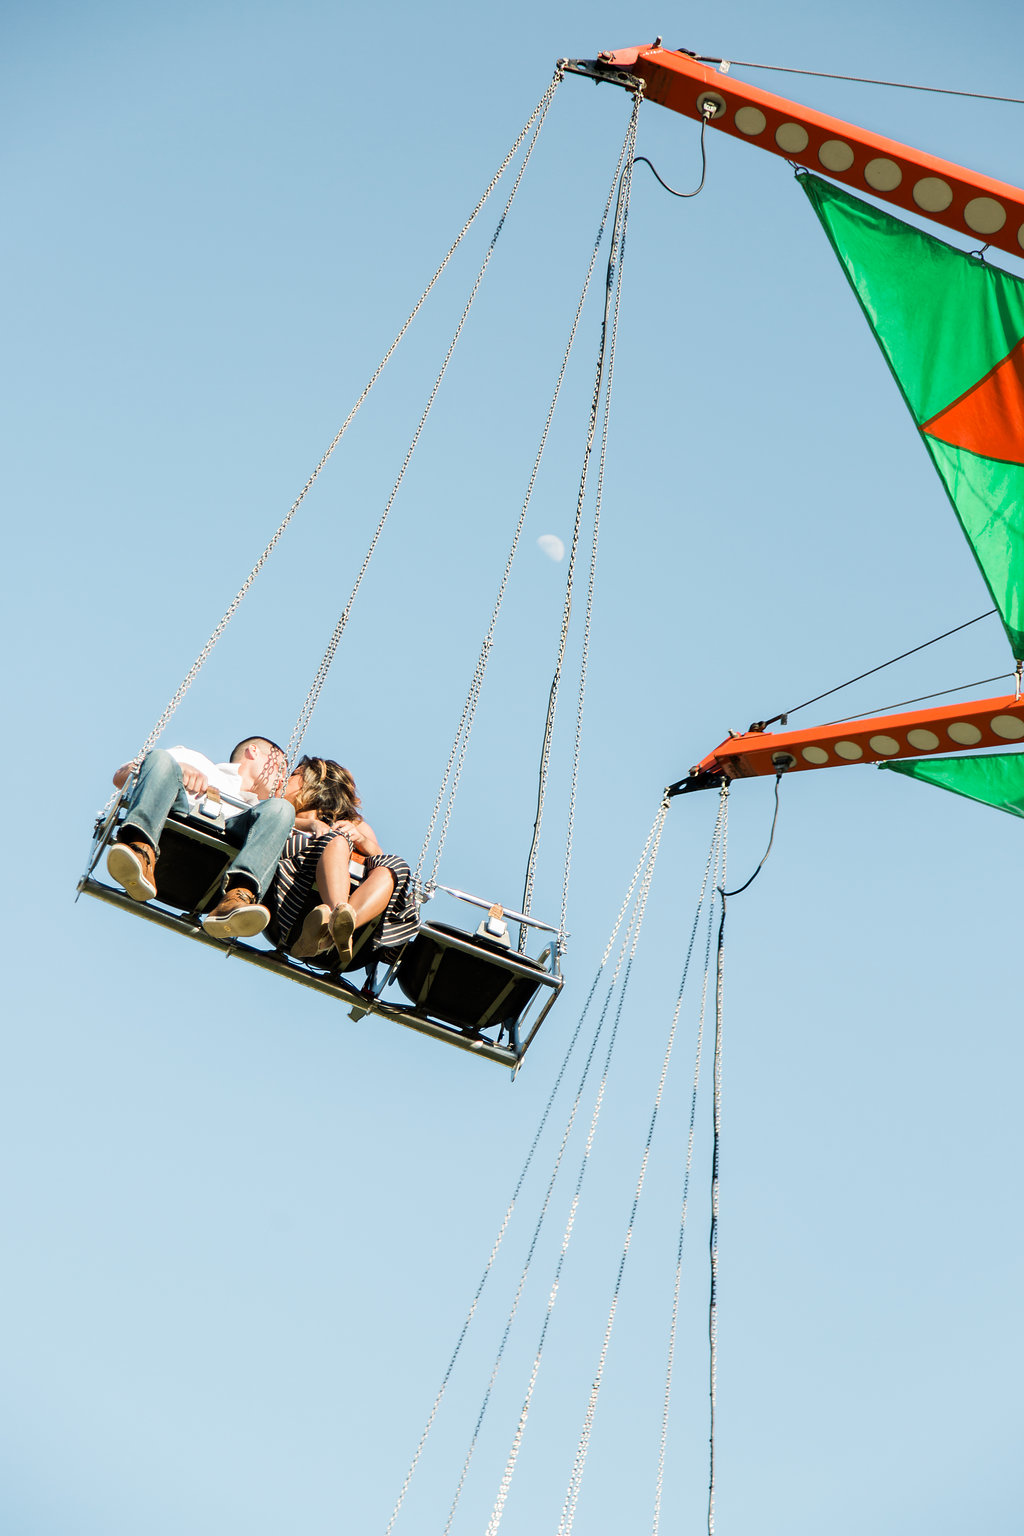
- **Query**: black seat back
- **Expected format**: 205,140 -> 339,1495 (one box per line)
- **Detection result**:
152,816 -> 235,914
395,921 -> 548,1032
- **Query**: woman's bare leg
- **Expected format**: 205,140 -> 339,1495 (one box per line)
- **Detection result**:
347,867 -> 396,929
313,837 -> 352,909
328,866 -> 396,964
291,837 -> 353,958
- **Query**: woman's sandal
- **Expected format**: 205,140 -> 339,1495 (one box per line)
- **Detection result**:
290,903 -> 333,959
328,902 -> 357,967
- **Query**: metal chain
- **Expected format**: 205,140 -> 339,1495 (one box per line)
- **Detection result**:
652,796 -> 726,1536
285,78 -> 561,766
558,794 -> 721,1536
124,79 -> 561,774
520,86 -> 643,930
380,800 -> 668,1536
708,785 -> 729,1536
439,812 -> 665,1536
557,123 -> 636,944
484,794 -> 668,1536
414,98 -> 641,885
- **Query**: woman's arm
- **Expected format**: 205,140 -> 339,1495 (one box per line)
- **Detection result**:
338,817 -> 383,856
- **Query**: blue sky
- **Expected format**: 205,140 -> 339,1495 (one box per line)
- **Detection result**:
4,3 -> 1023,1533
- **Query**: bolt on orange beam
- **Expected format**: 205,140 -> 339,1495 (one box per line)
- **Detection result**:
668,692 -> 1024,795
563,46 -> 1024,261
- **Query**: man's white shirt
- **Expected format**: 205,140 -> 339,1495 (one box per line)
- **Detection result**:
167,747 -> 259,817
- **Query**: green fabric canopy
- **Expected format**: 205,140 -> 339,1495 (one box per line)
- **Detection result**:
881,751 -> 1024,818
801,174 -> 1024,660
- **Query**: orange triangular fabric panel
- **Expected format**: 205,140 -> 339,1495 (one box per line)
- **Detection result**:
922,337 -> 1024,465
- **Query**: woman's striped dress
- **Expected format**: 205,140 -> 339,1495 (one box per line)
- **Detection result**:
266,825 -> 419,965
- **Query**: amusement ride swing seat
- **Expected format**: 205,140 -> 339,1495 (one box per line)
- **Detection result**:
81,782 -> 563,1068
77,72 -> 637,1071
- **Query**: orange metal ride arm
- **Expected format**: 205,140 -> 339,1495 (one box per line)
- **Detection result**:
563,45 -> 1024,261
668,693 -> 1024,796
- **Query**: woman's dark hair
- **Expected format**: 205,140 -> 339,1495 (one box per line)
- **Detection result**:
291,757 -> 362,823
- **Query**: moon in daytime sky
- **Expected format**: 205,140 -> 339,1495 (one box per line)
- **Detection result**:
537,533 -> 565,561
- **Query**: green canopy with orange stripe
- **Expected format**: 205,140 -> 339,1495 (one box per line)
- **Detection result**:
802,173 -> 1024,660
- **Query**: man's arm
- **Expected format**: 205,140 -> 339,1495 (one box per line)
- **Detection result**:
111,753 -> 209,795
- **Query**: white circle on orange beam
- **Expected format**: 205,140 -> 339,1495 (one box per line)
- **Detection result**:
819,139 -> 855,173
947,721 -> 982,745
802,746 -> 830,764
913,177 -> 953,212
869,734 -> 901,755
834,740 -> 864,760
1018,222 -> 1024,253
734,106 -> 767,136
991,714 -> 1024,740
864,157 -> 902,191
964,196 -> 1007,234
907,729 -> 940,750
776,122 -> 809,153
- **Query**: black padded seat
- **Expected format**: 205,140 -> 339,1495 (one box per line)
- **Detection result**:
395,920 -> 555,1035
150,810 -> 369,925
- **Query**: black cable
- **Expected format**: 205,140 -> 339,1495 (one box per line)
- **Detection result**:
633,113 -> 710,197
720,772 -> 784,900
706,767 -> 783,1532
692,55 -> 1024,107
755,609 -> 997,730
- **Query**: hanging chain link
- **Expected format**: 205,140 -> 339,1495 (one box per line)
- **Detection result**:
122,78 -> 562,777
652,794 -> 727,1536
559,796 -> 722,1536
557,117 -> 637,944
484,792 -> 667,1536
382,797 -> 671,1536
284,76 -> 561,767
414,93 -> 640,886
519,85 -> 643,935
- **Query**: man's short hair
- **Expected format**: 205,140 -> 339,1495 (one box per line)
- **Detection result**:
229,736 -> 285,763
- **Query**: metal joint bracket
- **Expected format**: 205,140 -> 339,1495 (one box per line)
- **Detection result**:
559,58 -> 645,94
666,769 -> 725,798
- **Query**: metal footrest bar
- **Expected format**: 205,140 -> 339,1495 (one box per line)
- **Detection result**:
79,878 -> 521,1069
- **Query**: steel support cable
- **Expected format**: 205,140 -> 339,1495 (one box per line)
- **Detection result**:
381,804 -> 670,1536
652,801 -> 727,1536
413,102 -> 642,887
484,798 -> 668,1536
285,89 -> 559,765
520,87 -> 644,931
755,609 -> 996,730
558,804 -> 725,1536
824,670 -> 1015,726
126,79 -> 561,775
692,54 -> 1024,107
436,805 -> 669,1536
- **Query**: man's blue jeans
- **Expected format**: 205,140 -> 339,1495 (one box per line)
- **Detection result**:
122,749 -> 295,897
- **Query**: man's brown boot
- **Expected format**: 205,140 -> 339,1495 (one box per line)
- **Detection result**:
106,835 -> 158,902
202,883 -> 270,940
